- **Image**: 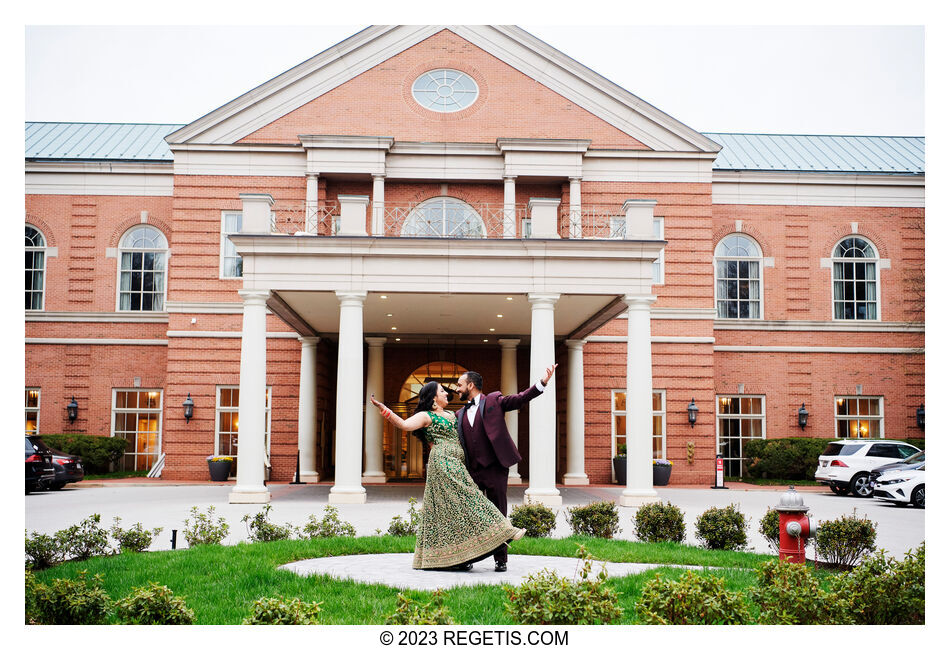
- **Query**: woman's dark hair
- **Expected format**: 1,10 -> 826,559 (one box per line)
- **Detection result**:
410,381 -> 440,443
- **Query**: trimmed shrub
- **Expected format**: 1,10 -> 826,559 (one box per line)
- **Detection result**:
300,505 -> 356,538
25,530 -> 63,570
25,571 -> 38,624
37,434 -> 128,474
632,502 -> 686,543
55,514 -> 111,561
182,506 -> 230,547
386,589 -> 455,625
243,596 -> 323,625
566,501 -> 621,539
828,543 -> 925,624
28,570 -> 112,625
636,570 -> 750,625
694,504 -> 748,551
504,546 -> 623,625
758,508 -> 781,553
110,516 -> 163,553
749,559 -> 853,624
815,512 -> 877,569
743,437 -> 832,480
115,583 -> 196,624
242,504 -> 297,542
510,503 -> 557,538
386,497 -> 421,536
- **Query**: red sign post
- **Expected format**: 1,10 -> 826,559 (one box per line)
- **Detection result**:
711,453 -> 728,489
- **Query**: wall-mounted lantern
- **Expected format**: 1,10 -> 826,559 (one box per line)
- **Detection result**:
183,393 -> 195,422
687,398 -> 698,428
67,396 -> 78,423
798,403 -> 809,430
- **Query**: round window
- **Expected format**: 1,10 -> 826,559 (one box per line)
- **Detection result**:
411,69 -> 479,112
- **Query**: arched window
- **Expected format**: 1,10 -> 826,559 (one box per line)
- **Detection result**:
25,225 -> 46,310
832,236 -> 878,320
715,234 -> 762,319
401,198 -> 486,238
118,226 -> 167,311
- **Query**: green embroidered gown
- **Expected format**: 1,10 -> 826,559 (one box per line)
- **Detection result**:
412,411 -> 525,569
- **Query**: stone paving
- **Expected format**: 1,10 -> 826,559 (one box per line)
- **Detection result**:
280,553 -> 709,591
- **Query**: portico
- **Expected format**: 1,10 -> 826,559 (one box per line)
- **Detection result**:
227,190 -> 664,505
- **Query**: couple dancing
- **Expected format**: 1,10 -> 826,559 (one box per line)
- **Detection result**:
370,364 -> 556,572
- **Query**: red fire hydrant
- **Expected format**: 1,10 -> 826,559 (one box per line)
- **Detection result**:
775,486 -> 816,564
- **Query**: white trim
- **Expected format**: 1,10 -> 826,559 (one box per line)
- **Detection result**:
26,388 -> 40,435
25,225 -> 46,312
714,232 -> 764,320
833,395 -> 885,439
711,170 -> 924,207
715,394 -> 766,478
713,319 -> 923,332
165,331 -> 299,339
26,311 -> 169,323
111,388 -> 163,472
714,345 -> 920,354
115,225 -> 169,313
26,161 -> 174,196
26,338 -> 168,345
587,336 -> 716,344
652,217 -> 665,285
165,301 -> 244,314
220,210 -> 244,280
830,234 -> 881,322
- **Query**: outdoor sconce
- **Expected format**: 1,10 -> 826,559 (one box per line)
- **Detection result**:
916,404 -> 924,430
798,403 -> 809,430
67,396 -> 78,423
687,398 -> 698,428
183,393 -> 195,422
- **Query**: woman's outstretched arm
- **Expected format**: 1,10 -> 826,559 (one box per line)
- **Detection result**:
369,395 -> 431,431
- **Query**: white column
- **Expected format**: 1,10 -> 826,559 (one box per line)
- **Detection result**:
620,294 -> 659,507
527,197 -> 561,239
329,291 -> 368,504
229,289 -> 271,504
297,336 -> 320,483
503,176 -> 517,238
363,336 -> 387,483
305,173 -> 320,233
524,293 -> 561,506
569,177 -> 582,239
337,195 -> 370,236
371,175 -> 385,236
499,338 -> 522,485
563,339 -> 589,485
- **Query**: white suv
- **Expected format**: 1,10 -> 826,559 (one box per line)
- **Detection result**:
814,440 -> 921,497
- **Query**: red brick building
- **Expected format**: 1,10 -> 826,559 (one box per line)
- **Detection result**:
25,26 -> 924,504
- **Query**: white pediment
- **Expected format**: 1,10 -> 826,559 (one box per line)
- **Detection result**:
166,25 -> 721,154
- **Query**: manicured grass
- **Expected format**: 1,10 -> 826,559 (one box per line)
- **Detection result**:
29,535 -> 828,625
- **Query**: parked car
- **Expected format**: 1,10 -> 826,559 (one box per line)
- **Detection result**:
869,450 -> 924,483
814,439 -> 921,497
27,436 -> 85,490
25,436 -> 55,494
872,465 -> 924,508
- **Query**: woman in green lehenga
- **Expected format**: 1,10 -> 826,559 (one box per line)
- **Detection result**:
370,382 -> 525,571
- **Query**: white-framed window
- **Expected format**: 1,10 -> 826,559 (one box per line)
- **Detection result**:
715,234 -> 762,319
117,226 -> 168,311
652,217 -> 665,285
402,197 -> 485,238
215,386 -> 272,470
112,389 -> 163,472
521,218 -> 532,239
716,395 -> 766,477
26,225 -> 46,310
26,388 -> 40,434
832,236 -> 879,320
411,69 -> 479,112
220,211 -> 243,278
611,389 -> 666,461
834,396 -> 884,438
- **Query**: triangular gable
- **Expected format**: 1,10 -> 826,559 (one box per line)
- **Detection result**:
167,25 -> 721,153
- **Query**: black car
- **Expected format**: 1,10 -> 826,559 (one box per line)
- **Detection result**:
25,436 -> 55,494
870,450 -> 925,485
27,436 -> 85,490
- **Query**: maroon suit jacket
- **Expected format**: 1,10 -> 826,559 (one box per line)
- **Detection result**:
455,384 -> 542,469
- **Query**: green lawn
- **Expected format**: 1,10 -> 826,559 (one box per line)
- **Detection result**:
29,535 -> 831,624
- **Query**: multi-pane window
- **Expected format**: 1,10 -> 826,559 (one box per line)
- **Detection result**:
835,396 -> 884,438
215,387 -> 272,473
716,395 -> 766,477
411,69 -> 479,112
833,237 -> 878,320
402,198 -> 485,238
611,390 -> 666,461
112,390 -> 162,471
220,211 -> 243,278
26,389 -> 40,434
715,234 -> 762,318
26,226 -> 46,310
118,226 -> 167,311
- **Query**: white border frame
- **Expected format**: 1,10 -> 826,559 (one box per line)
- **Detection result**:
219,210 -> 244,280
610,388 -> 666,481
26,388 -> 41,435
652,216 -> 665,285
714,232 -> 763,320
833,395 -> 885,439
114,225 -> 169,313
214,385 -> 273,458
830,235 -> 881,322
110,388 -> 164,471
401,197 -> 487,238
411,68 -> 480,113
715,394 -> 767,477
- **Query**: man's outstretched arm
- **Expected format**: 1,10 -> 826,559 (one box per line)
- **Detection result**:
499,363 -> 557,411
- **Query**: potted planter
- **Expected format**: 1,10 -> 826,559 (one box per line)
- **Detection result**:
207,455 -> 234,481
652,459 -> 673,486
613,444 -> 626,484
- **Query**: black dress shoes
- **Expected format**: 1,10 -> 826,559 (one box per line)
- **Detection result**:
448,562 -> 474,571
495,561 -> 507,572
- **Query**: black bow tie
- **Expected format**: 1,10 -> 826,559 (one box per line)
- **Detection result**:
466,400 -> 477,409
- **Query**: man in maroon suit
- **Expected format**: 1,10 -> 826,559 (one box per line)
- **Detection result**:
455,363 -> 556,572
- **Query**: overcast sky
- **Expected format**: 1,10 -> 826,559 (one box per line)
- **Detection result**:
24,24 -> 924,136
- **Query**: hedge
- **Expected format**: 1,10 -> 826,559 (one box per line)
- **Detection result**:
38,435 -> 129,474
744,437 -> 926,481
